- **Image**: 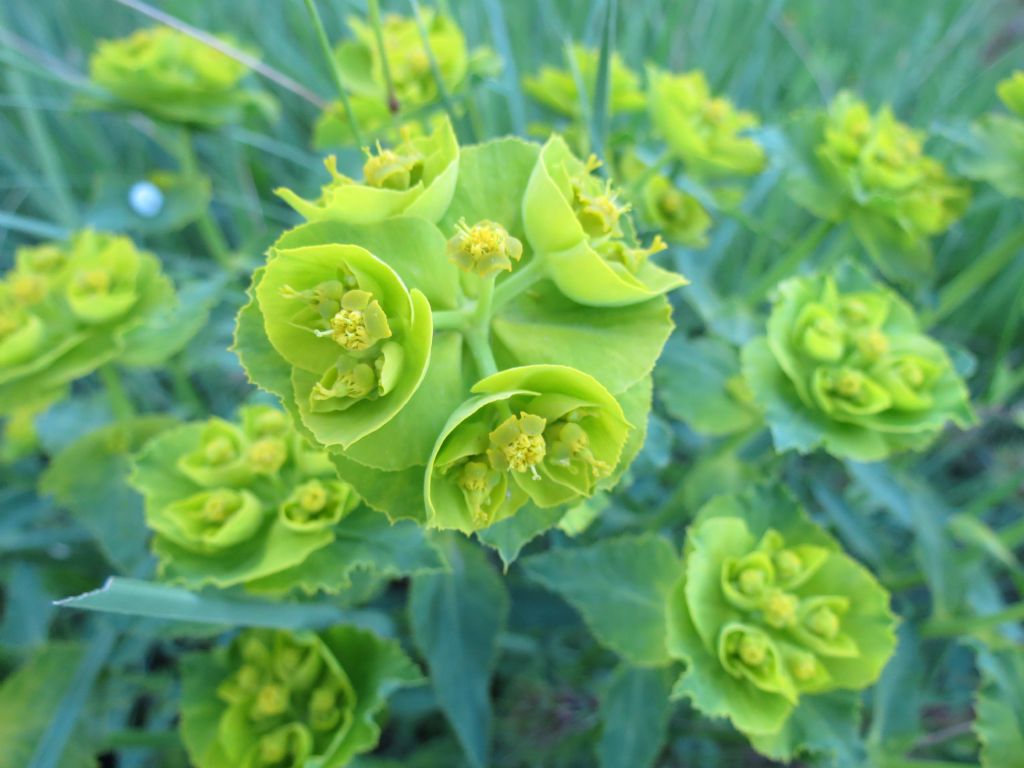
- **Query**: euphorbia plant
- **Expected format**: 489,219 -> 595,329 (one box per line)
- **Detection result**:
741,263 -> 974,461
786,92 -> 970,279
668,485 -> 898,756
0,231 -> 174,413
89,26 -> 276,127
236,128 -> 683,537
180,627 -> 422,767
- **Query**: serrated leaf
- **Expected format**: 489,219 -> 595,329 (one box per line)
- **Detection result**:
654,335 -> 761,436
749,690 -> 864,766
409,536 -> 509,768
245,507 -> 447,595
40,415 -> 178,572
975,645 -> 1024,768
521,534 -> 680,666
476,503 -> 564,569
597,664 -> 674,768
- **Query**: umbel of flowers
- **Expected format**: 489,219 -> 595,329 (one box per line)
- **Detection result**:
89,26 -> 276,127
668,484 -> 898,748
180,627 -> 422,768
742,263 -> 974,461
235,116 -> 684,533
786,91 -> 969,279
0,230 -> 174,414
131,404 -> 364,592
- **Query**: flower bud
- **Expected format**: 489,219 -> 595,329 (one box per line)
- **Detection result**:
761,590 -> 799,629
247,437 -> 288,475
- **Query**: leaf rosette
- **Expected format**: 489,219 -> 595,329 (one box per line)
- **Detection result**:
88,26 -> 275,127
786,92 -> 969,279
426,365 -> 629,533
0,230 -> 174,414
523,135 -> 687,306
741,265 -> 974,461
281,117 -> 459,226
647,66 -> 766,179
180,627 -> 422,768
668,484 -> 897,739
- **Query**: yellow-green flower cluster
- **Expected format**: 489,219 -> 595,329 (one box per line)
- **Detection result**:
314,11 -> 495,146
0,231 -> 173,413
669,485 -> 897,740
523,44 -> 646,119
131,404 -> 359,589
647,67 -> 766,179
180,627 -> 422,768
742,267 -> 974,461
89,26 -> 274,127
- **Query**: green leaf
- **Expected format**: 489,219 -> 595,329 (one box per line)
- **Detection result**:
597,664 -> 674,768
521,534 -> 680,666
476,503 -> 564,569
40,415 -> 178,572
493,280 -> 674,395
975,645 -> 1024,768
120,277 -> 224,367
409,536 -> 509,768
245,507 -> 447,595
319,626 -> 426,766
0,643 -> 94,768
439,136 -> 541,242
749,690 -> 864,766
56,576 -> 390,633
655,335 -> 761,436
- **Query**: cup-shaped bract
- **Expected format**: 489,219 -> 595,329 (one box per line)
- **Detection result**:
0,230 -> 174,414
131,404 -> 355,589
88,26 -> 275,127
640,175 -> 711,248
523,44 -> 646,118
280,117 -> 459,226
426,365 -> 630,532
647,67 -> 766,179
523,136 -> 687,306
180,627 -> 422,768
741,266 -> 974,461
668,484 -> 897,738
255,239 -> 433,450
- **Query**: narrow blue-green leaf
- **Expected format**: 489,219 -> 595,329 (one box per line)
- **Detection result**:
409,536 -> 509,768
589,0 -> 616,162
56,577 -> 390,634
597,664 -> 674,768
0,643 -> 93,768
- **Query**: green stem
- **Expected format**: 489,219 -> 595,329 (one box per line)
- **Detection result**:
408,0 -> 474,141
3,51 -> 77,228
432,308 -> 472,331
99,365 -> 135,420
492,257 -> 547,311
176,129 -> 234,270
922,601 -> 1024,638
465,328 -> 498,378
744,219 -> 833,302
368,0 -> 398,117
303,0 -> 364,145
